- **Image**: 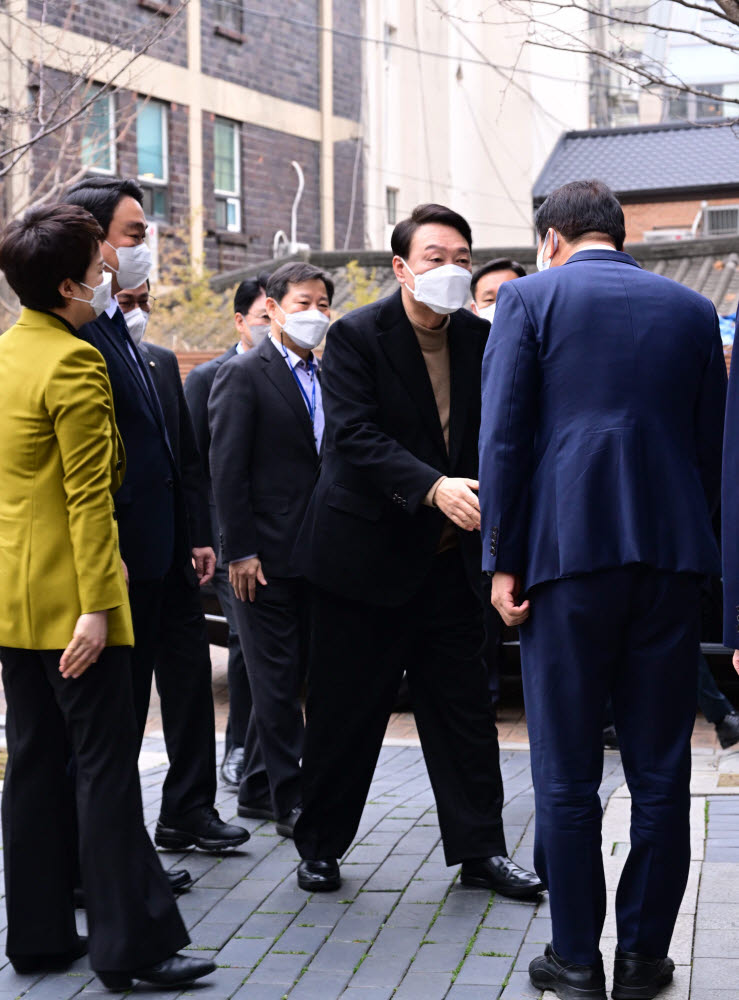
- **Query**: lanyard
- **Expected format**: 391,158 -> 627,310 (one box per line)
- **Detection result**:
282,347 -> 316,425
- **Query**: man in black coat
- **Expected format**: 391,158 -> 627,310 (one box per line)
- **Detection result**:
184,275 -> 270,787
64,176 -> 248,861
292,204 -> 542,900
208,262 -> 330,838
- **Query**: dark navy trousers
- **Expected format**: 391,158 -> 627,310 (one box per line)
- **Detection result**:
520,566 -> 700,965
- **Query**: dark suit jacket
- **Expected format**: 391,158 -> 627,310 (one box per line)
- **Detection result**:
721,315 -> 739,647
291,288 -> 490,607
77,312 -> 194,581
208,336 -> 320,577
479,249 -> 726,596
139,342 -> 211,552
183,344 -> 238,505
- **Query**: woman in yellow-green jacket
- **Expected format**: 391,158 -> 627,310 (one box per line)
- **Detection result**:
0,205 -> 209,991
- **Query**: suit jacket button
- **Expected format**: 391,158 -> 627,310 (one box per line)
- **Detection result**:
116,459 -> 123,470
165,477 -> 174,487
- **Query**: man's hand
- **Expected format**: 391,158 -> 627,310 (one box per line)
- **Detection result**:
733,649 -> 739,676
192,546 -> 217,586
433,477 -> 481,531
230,557 -> 267,603
121,559 -> 129,591
60,611 -> 108,679
491,572 -> 530,626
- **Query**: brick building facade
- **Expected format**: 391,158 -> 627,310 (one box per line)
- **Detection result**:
6,0 -> 364,275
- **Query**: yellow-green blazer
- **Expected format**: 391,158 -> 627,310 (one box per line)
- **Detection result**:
0,309 -> 133,649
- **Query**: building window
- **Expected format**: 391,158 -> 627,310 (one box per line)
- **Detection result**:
215,0 -> 242,34
80,85 -> 115,174
386,187 -> 398,226
663,84 -> 726,123
137,99 -> 169,221
705,206 -> 739,236
214,117 -> 241,232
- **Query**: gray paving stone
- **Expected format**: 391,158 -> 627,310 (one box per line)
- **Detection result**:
275,923 -> 330,954
20,973 -> 96,1000
289,970 -> 351,999
401,880 -> 449,904
695,903 -> 739,928
703,846 -> 739,862
440,888 -> 490,916
339,989 -> 393,1000
428,914 -> 483,943
186,918 -> 244,950
236,911 -> 295,938
350,891 -> 401,914
473,926 -> 526,955
216,934 -> 274,968
484,901 -> 536,930
350,953 -> 413,987
247,949 -> 309,983
330,913 -> 385,942
691,957 -> 739,990
455,953 -> 514,985
346,845 -> 392,865
393,971 -> 453,999
411,941 -> 466,972
231,982 -> 290,1000
693,926 -> 739,956
498,968 -> 543,998
524,915 -> 552,943
298,900 -> 353,925
370,925 -> 426,956
514,940 -> 546,970
382,902 -> 437,929
309,940 -> 368,973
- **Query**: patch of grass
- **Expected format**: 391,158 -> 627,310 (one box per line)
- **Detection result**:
478,950 -> 512,957
272,950 -> 308,955
297,923 -> 315,928
450,892 -> 496,983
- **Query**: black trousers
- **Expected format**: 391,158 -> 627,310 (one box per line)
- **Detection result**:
128,564 -> 217,822
0,646 -> 188,971
209,505 -> 252,752
232,576 -> 308,818
520,567 -> 700,965
211,560 -> 252,751
295,549 -> 507,865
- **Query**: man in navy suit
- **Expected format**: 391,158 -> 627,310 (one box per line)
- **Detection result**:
479,180 -> 726,1000
63,177 -> 249,867
184,276 -> 270,788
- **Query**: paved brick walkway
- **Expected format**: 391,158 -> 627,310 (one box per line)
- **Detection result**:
0,651 -> 736,998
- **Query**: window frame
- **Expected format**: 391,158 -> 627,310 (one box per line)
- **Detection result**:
213,117 -> 242,234
215,0 -> 243,35
81,85 -> 116,176
136,97 -> 169,188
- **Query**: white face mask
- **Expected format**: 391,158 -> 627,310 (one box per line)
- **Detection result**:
249,323 -> 270,348
536,229 -> 558,272
478,303 -> 496,323
106,240 -> 153,288
70,270 -> 112,318
401,259 -> 472,315
123,306 -> 149,345
277,306 -> 330,350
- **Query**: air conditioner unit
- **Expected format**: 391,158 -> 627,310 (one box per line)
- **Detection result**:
643,228 -> 694,243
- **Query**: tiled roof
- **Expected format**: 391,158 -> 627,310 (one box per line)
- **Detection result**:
533,120 -> 739,201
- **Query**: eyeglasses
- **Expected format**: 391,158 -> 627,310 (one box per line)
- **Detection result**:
117,294 -> 156,312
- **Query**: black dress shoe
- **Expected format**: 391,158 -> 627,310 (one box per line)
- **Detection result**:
612,947 -> 675,999
275,806 -> 302,839
603,724 -> 620,750
220,745 -> 245,788
168,868 -> 193,893
529,943 -> 606,1000
97,953 -> 216,990
716,710 -> 739,749
10,937 -> 88,973
237,794 -> 275,821
297,858 -> 341,892
155,807 -> 250,852
460,856 -> 544,900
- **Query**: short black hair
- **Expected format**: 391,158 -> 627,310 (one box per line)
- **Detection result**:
535,180 -> 626,252
0,204 -> 104,311
470,258 -> 527,299
265,262 -> 334,306
63,176 -> 144,235
391,203 -> 473,260
234,272 -> 270,315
